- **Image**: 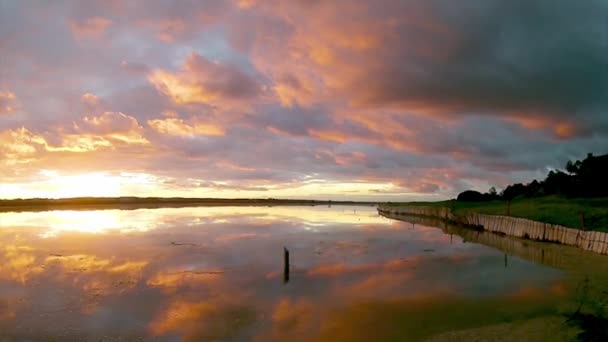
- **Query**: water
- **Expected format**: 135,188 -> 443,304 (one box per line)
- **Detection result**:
0,206 -> 573,340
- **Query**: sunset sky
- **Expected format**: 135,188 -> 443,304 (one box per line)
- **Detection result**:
1,0 -> 607,200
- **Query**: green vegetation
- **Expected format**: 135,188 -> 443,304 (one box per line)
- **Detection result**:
386,196 -> 608,232
457,153 -> 608,202
386,153 -> 608,232
452,196 -> 608,232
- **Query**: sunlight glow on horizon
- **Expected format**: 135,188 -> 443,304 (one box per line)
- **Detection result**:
0,170 -> 440,201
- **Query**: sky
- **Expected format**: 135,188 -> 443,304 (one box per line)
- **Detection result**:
1,0 -> 607,201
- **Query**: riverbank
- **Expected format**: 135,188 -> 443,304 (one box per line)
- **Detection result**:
378,205 -> 608,255
384,196 -> 608,232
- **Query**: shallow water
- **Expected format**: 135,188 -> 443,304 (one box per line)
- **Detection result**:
0,206 -> 572,340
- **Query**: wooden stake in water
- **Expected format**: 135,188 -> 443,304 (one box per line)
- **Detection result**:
283,247 -> 290,284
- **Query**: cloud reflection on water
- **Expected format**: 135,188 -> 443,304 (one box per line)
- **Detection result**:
0,206 -> 566,340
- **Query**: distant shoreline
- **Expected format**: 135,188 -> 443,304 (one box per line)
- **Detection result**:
0,197 -> 378,213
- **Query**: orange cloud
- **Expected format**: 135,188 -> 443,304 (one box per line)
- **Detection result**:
241,0 -> 539,128
44,128 -> 148,153
0,245 -> 43,284
149,297 -> 254,338
70,16 -> 111,39
150,300 -> 217,335
307,263 -> 374,277
43,253 -> 148,298
45,254 -> 111,271
0,112 -> 149,175
147,271 -> 222,292
81,92 -> 100,108
40,112 -> 149,152
148,117 -> 225,137
215,161 -> 256,171
148,52 -> 262,108
45,135 -> 113,152
138,18 -> 187,42
0,90 -> 19,115
506,115 -> 584,139
0,128 -> 47,165
77,111 -> 149,144
107,261 -> 148,273
236,0 -> 257,9
254,297 -> 323,341
308,129 -> 349,144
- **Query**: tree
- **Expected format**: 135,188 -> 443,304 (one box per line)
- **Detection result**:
457,190 -> 485,202
458,153 -> 608,202
502,183 -> 526,201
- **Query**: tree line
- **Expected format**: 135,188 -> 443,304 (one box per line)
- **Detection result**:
457,153 -> 608,201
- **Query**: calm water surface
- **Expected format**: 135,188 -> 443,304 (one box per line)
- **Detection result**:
0,206 -> 569,340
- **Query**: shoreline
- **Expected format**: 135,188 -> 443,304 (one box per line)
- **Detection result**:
0,197 -> 377,213
378,205 -> 608,255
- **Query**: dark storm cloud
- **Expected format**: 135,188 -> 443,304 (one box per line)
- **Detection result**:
362,0 -> 608,115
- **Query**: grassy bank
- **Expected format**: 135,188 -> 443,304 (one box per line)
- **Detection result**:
386,196 -> 608,232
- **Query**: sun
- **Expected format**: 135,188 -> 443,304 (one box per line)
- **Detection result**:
0,171 -> 166,199
38,171 -> 123,198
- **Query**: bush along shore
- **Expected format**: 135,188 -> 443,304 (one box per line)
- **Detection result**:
378,205 -> 608,255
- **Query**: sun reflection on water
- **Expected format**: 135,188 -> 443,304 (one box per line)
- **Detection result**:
0,205 -> 387,237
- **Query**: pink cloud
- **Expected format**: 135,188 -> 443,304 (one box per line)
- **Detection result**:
147,117 -> 225,137
148,53 -> 263,108
0,91 -> 19,115
69,16 -> 111,39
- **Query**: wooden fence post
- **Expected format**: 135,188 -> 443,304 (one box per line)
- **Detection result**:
283,247 -> 290,284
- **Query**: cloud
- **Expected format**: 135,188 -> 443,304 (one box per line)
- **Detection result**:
0,112 -> 150,183
148,117 -> 225,137
0,91 -> 19,115
240,0 -> 608,134
81,92 -> 100,108
79,111 -> 140,134
148,53 -> 264,108
0,128 -> 46,162
69,16 -> 111,39
75,111 -> 149,145
137,18 -> 187,43
2,0 -> 608,199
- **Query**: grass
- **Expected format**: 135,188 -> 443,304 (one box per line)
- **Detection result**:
387,196 -> 608,232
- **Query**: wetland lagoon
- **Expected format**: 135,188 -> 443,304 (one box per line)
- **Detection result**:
1,205 -> 607,341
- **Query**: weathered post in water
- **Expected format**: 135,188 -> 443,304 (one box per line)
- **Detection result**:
283,247 -> 290,284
